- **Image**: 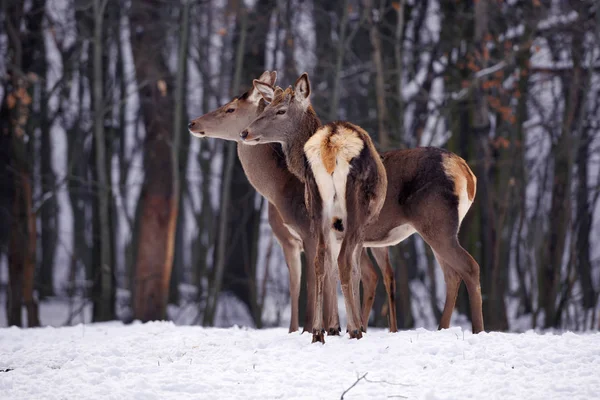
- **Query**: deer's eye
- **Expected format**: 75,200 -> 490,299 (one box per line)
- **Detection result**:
226,108 -> 235,113
276,110 -> 286,115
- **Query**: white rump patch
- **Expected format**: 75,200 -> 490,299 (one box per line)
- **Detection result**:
304,125 -> 365,235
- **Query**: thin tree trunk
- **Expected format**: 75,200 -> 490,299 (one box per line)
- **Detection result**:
574,8 -> 598,311
38,30 -> 56,300
393,0 -> 405,146
168,0 -> 191,307
512,34 -> 532,316
363,0 -> 389,150
2,0 -> 41,327
541,17 -> 586,327
130,0 -> 179,321
92,0 -> 114,321
328,0 -> 349,121
203,3 -> 248,326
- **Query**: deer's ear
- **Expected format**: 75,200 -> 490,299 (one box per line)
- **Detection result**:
294,73 -> 311,106
257,70 -> 276,86
253,80 -> 276,103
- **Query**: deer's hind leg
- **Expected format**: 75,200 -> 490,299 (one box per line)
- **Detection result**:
411,197 -> 484,334
434,252 -> 461,330
268,203 -> 303,333
371,247 -> 397,333
360,249 -> 378,332
280,242 -> 302,333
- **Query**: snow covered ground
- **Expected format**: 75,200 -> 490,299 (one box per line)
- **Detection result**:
1,322 -> 599,400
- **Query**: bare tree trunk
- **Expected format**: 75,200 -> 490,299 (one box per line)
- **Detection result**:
473,0 -> 508,331
1,0 -> 41,327
38,13 -> 56,299
513,34 -> 532,316
363,0 -> 389,149
541,13 -> 587,327
393,0 -> 405,146
130,0 -> 179,321
328,0 -> 349,121
92,0 -> 115,321
203,3 -> 248,326
574,7 -> 598,312
168,0 -> 191,307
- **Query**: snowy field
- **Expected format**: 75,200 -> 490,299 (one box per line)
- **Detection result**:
1,322 -> 599,400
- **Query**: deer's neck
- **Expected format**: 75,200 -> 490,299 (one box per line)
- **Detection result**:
237,143 -> 291,202
283,108 -> 322,181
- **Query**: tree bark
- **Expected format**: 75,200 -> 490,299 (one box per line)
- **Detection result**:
1,0 -> 42,327
393,0 -> 405,146
328,0 -> 349,121
203,3 -> 249,326
541,16 -> 585,328
92,0 -> 115,322
364,0 -> 389,150
130,0 -> 179,321
168,0 -> 191,307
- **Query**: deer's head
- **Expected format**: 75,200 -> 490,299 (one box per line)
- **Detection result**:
240,73 -> 312,145
188,71 -> 277,141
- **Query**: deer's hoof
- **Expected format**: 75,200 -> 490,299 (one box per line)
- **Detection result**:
349,329 -> 363,339
312,329 -> 326,344
360,325 -> 366,333
328,327 -> 341,336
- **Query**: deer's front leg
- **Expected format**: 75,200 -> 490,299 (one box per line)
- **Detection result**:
302,238 -> 317,334
312,232 -> 328,343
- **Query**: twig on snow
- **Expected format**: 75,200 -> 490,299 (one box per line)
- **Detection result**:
340,372 -> 412,399
340,373 -> 368,399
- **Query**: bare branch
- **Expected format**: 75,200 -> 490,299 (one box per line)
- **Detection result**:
340,373 -> 368,400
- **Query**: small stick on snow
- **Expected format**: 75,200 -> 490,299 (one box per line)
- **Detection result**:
340,373 -> 368,399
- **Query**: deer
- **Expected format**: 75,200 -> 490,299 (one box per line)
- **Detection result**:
242,75 -> 387,342
242,73 -> 484,343
188,71 -> 396,335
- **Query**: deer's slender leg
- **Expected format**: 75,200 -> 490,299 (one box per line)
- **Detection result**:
434,252 -> 461,330
435,241 -> 483,333
279,242 -> 302,333
302,237 -> 317,334
268,203 -> 304,333
415,220 -> 484,334
360,249 -> 378,332
311,233 -> 328,343
352,246 -> 363,332
447,242 -> 483,333
371,247 -> 397,333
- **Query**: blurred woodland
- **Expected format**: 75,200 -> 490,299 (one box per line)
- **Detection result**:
1,0 -> 599,332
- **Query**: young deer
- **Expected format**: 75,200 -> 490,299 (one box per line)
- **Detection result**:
243,74 -> 388,342
243,73 -> 484,342
188,71 -> 394,334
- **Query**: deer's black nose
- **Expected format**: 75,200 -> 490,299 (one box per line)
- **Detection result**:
240,130 -> 249,139
188,121 -> 195,129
